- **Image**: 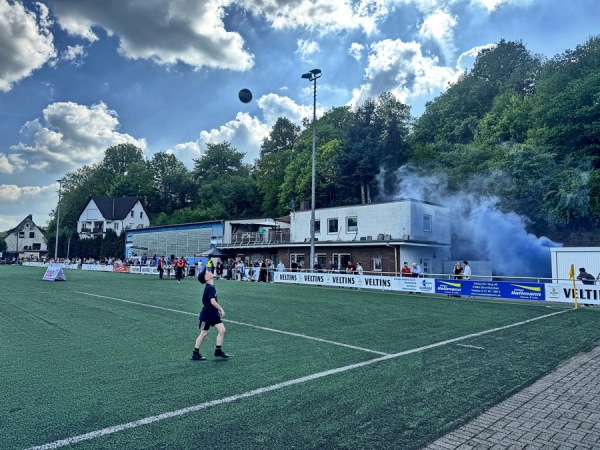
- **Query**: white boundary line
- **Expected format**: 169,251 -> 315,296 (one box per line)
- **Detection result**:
75,292 -> 389,355
27,308 -> 570,450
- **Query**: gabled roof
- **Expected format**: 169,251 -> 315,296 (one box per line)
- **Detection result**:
80,196 -> 145,220
6,214 -> 46,236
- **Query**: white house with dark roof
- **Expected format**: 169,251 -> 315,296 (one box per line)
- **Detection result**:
4,214 -> 48,259
77,196 -> 150,239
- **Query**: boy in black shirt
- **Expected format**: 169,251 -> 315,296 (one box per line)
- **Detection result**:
192,267 -> 229,360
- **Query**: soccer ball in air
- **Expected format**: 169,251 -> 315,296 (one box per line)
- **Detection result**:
238,88 -> 253,104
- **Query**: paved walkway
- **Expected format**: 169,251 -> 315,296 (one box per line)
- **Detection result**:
424,345 -> 600,449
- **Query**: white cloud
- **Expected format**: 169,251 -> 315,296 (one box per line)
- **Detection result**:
0,154 -> 13,174
9,102 -> 147,173
297,39 -> 320,62
169,94 -> 318,166
61,44 -> 87,66
0,1 -> 56,92
456,43 -> 497,70
239,0 -> 388,35
258,93 -> 318,126
418,9 -> 457,63
349,39 -> 458,107
168,112 -> 270,165
48,0 -> 254,71
0,183 -> 57,231
469,0 -> 505,12
348,42 -> 365,61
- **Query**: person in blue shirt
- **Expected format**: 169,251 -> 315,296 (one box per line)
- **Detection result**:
192,267 -> 229,360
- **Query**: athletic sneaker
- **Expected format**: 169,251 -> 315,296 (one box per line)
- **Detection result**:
214,349 -> 230,358
191,352 -> 206,361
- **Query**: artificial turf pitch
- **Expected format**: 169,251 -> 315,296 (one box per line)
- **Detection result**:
1,265 -> 599,449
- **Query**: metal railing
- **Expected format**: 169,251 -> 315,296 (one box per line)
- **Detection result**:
225,230 -> 291,246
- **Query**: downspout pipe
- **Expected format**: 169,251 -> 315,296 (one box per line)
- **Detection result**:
386,242 -> 397,276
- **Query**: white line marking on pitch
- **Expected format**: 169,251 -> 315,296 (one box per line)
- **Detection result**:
456,344 -> 485,350
75,292 -> 389,355
27,308 -> 570,450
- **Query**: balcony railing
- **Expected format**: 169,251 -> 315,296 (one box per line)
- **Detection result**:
224,230 -> 291,246
80,227 -> 104,235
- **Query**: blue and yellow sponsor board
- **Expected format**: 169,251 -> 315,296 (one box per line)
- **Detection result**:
435,280 -> 545,301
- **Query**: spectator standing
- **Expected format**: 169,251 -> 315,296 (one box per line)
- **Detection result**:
259,259 -> 267,282
453,262 -> 463,279
462,261 -> 472,280
346,261 -> 356,274
277,261 -> 285,272
158,256 -> 165,279
216,258 -> 224,279
356,262 -> 364,274
401,262 -> 411,277
411,262 -> 423,278
236,259 -> 245,281
181,258 -> 188,278
174,258 -> 183,283
577,267 -> 595,285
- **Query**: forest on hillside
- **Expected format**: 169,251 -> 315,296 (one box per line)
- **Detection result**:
31,35 -> 600,258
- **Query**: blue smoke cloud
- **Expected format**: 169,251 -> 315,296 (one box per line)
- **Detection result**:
382,167 -> 562,278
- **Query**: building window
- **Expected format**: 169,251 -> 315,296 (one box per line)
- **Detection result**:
140,212 -> 143,219
29,232 -> 35,238
316,253 -> 327,268
423,214 -> 432,232
114,223 -> 119,230
130,211 -> 134,218
328,218 -> 338,233
372,258 -> 382,272
290,254 -> 305,269
314,220 -> 320,234
19,231 -> 25,238
347,217 -> 358,232
332,253 -> 351,269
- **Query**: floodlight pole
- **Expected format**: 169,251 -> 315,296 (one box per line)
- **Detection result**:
301,68 -> 321,272
55,179 -> 64,260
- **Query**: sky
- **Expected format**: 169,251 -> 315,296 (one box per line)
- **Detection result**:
0,0 -> 597,232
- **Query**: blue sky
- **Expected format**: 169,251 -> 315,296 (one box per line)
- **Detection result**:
0,0 -> 597,231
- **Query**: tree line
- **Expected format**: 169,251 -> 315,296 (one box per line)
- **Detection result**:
38,35 -> 600,258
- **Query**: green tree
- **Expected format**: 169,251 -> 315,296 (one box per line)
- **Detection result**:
148,153 -> 193,214
335,93 -> 412,203
101,143 -> 145,176
278,107 -> 354,211
193,142 -> 258,218
254,117 -> 300,216
412,40 -> 540,148
108,161 -> 155,199
529,36 -> 600,165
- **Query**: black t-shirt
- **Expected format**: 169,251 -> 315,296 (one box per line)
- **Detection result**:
199,284 -> 220,323
578,272 -> 595,285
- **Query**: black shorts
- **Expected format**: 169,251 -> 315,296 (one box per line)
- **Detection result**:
199,319 -> 222,330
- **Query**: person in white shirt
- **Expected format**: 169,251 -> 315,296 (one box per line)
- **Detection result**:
277,261 -> 285,272
411,262 -> 423,277
462,261 -> 472,279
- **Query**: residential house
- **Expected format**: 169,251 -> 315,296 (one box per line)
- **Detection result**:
4,215 -> 48,260
77,196 -> 150,239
